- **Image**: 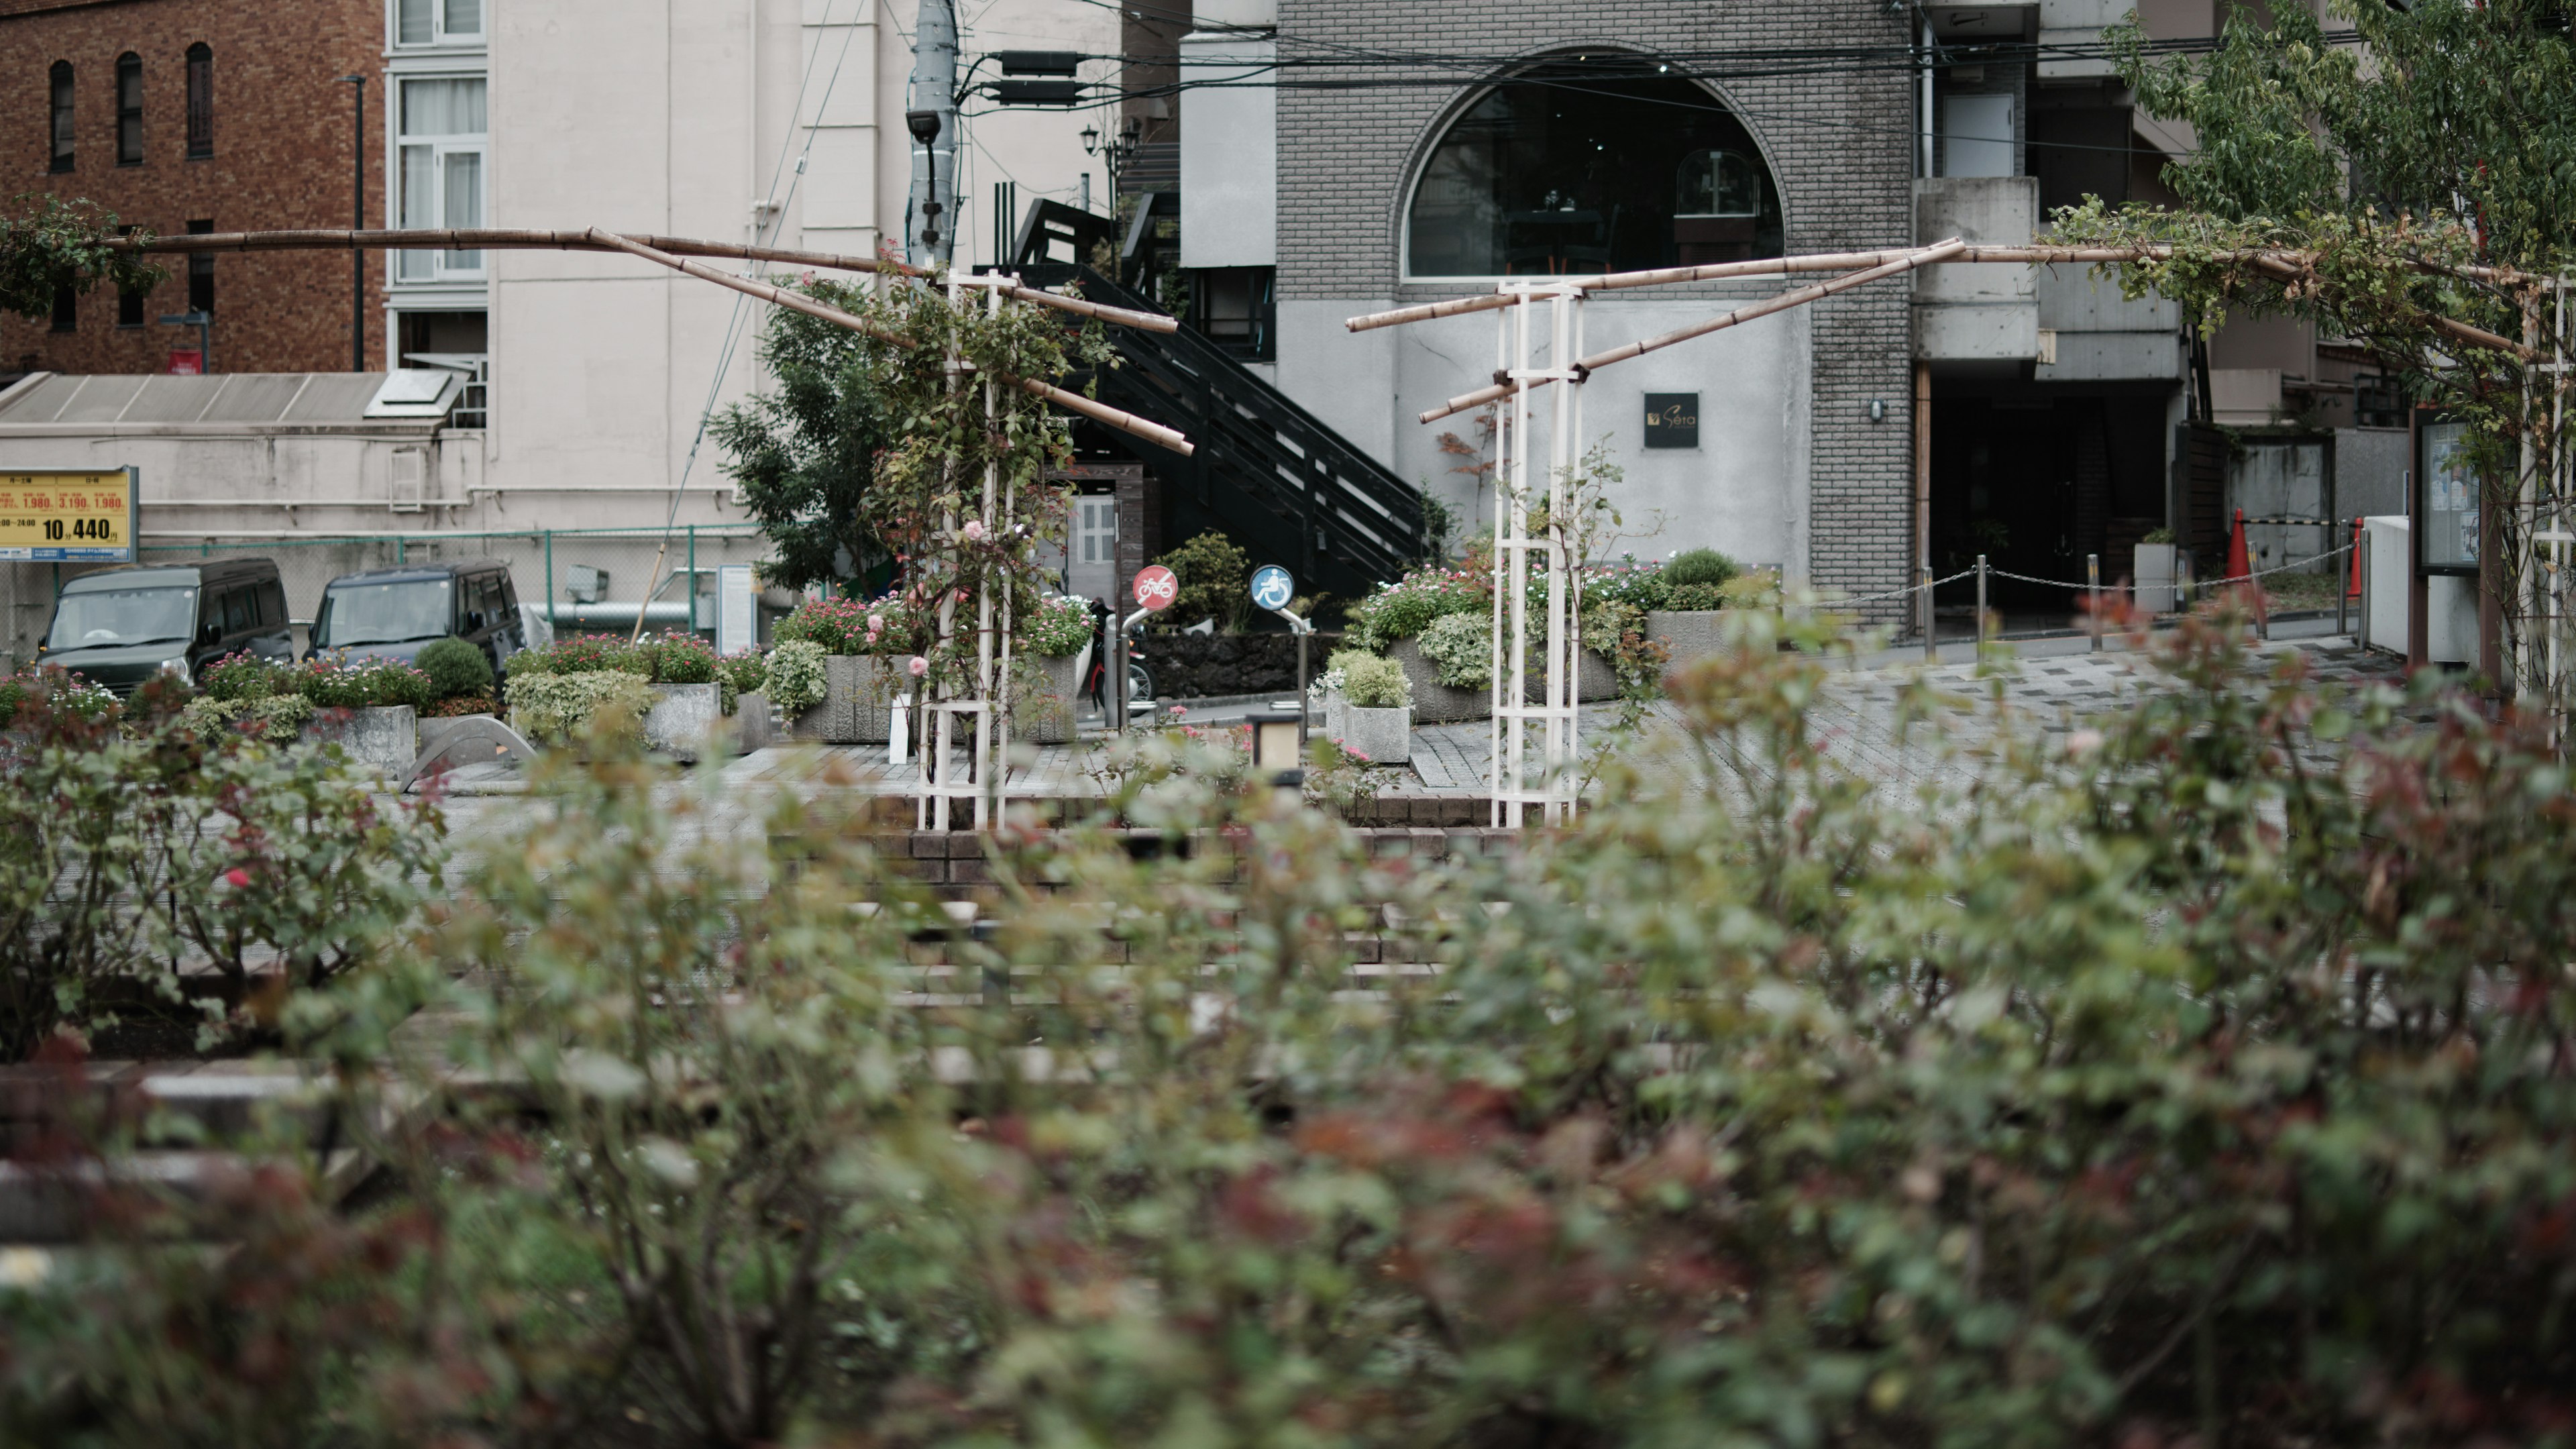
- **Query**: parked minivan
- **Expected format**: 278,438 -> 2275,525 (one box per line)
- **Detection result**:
36,559 -> 292,694
309,559 -> 525,669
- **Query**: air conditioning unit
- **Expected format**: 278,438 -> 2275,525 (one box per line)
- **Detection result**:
566,564 -> 610,604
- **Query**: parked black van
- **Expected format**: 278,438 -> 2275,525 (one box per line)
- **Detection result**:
310,559 -> 525,669
36,558 -> 292,694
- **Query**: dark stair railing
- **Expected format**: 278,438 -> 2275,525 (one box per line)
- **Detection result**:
998,203 -> 1425,600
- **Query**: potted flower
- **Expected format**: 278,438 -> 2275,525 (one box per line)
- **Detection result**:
1014,593 -> 1091,745
2133,528 -> 2179,613
1350,567 -> 1493,724
297,652 -> 433,775
773,595 -> 909,744
1337,652 -> 1412,767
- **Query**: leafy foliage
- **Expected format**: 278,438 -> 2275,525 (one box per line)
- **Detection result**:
297,654 -> 435,711
1023,592 -> 1093,657
500,669 -> 657,743
1154,530 -> 1251,631
1661,545 -> 1741,589
1415,610 -> 1494,689
771,594 -> 910,656
180,692 -> 315,743
761,639 -> 828,714
413,637 -> 494,700
0,194 -> 163,324
715,651 -> 768,716
1348,565 -> 1490,648
18,608 -> 2576,1447
1340,651 -> 1410,709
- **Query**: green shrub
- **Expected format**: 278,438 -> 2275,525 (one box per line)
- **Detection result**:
505,632 -> 647,679
502,669 -> 657,743
1664,580 -> 1725,611
1340,651 -> 1410,709
1585,555 -> 1674,612
1414,610 -> 1493,688
1662,546 -> 1740,588
1155,530 -> 1250,629
182,692 -> 317,743
761,640 -> 827,714
413,637 -> 493,700
1348,566 -> 1487,647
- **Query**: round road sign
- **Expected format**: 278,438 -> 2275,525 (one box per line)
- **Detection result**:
1250,565 -> 1295,612
1132,564 -> 1179,611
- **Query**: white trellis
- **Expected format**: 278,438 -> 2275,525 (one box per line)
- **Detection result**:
1489,282 -> 1586,827
918,272 -> 1021,831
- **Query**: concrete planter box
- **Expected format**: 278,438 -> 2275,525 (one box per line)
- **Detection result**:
728,690 -> 775,754
644,683 -> 721,759
1340,704 -> 1411,766
1518,647 -> 1619,704
1318,688 -> 1349,745
2133,543 -> 2178,613
790,654 -> 897,745
300,705 -> 417,778
1387,637 -> 1489,723
1014,652 -> 1081,745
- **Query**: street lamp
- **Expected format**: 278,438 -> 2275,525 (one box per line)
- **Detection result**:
906,109 -> 945,253
333,75 -> 366,372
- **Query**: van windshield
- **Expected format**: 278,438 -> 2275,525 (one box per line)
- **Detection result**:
315,579 -> 453,648
46,586 -> 197,651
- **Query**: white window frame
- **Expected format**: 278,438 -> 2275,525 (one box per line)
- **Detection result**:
390,0 -> 485,49
393,74 -> 486,284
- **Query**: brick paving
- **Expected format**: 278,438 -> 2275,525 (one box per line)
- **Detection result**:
430,635 -> 2412,852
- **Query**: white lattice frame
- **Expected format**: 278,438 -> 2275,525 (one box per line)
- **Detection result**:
918,273 -> 1020,830
1489,283 -> 1585,826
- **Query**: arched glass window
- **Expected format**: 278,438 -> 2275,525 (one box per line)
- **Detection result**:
48,61 -> 73,173
185,44 -> 213,158
1406,62 -> 1782,277
115,54 -> 142,165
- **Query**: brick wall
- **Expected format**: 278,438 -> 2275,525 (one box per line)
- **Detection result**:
1272,1 -> 1920,616
0,0 -> 385,377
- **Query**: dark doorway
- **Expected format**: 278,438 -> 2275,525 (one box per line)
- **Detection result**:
1931,388 -> 2174,629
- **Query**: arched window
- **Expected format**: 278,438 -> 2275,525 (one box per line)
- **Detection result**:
185,44 -> 213,158
48,61 -> 73,173
115,54 -> 142,165
1405,61 -> 1783,278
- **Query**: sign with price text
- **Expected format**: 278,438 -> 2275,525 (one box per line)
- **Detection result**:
0,468 -> 136,563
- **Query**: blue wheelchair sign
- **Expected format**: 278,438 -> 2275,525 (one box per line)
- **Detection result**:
1250,565 -> 1295,612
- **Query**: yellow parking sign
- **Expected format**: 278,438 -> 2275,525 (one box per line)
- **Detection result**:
0,468 -> 136,563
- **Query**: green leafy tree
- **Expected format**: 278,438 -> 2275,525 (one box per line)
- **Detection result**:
710,276 -> 896,593
0,194 -> 163,323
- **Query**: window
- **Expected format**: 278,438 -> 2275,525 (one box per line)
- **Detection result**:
185,44 -> 213,158
187,219 -> 215,315
48,62 -> 72,172
1187,267 -> 1275,361
1405,61 -> 1782,277
115,54 -> 142,164
50,284 -> 75,333
396,0 -> 484,47
396,76 -> 487,282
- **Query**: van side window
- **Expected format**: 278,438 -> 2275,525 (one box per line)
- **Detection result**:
259,580 -> 286,627
221,588 -> 254,635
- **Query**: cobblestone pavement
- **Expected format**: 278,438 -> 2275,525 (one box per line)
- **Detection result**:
430,635 -> 2412,853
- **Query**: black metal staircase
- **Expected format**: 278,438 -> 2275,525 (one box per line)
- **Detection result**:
1000,203 -> 1425,601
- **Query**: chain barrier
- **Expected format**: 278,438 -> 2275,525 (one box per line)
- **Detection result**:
1982,541 -> 2355,594
1823,568 -> 1976,607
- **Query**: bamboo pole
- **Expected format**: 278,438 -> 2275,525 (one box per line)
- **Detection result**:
1417,238 -> 1969,425
109,227 -> 1178,333
585,228 -> 920,349
1348,243 -> 2538,333
1002,372 -> 1195,456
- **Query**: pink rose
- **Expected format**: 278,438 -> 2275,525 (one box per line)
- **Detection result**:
908,655 -> 928,677
222,867 -> 250,888
963,519 -> 985,542
868,614 -> 885,630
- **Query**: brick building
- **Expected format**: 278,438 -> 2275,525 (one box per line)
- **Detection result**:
0,0 -> 384,378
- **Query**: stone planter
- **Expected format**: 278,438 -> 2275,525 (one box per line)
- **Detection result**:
789,654 -> 896,745
728,690 -> 775,754
1013,652 -> 1081,745
1318,688 -> 1349,745
1518,647 -> 1619,704
2133,543 -> 2178,614
644,683 -> 721,759
1340,704 -> 1412,767
300,705 -> 417,779
1386,637 -> 1489,723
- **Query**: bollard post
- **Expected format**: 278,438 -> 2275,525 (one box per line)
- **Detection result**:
1921,560 -> 1936,662
2088,552 -> 2101,653
1975,553 -> 1989,655
686,525 -> 698,635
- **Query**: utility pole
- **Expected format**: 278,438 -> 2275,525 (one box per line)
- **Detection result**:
905,0 -> 959,268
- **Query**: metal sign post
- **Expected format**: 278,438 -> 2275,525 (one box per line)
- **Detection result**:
1489,282 -> 1585,828
1252,565 -> 1309,749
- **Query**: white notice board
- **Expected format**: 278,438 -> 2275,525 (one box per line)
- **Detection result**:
716,564 -> 756,656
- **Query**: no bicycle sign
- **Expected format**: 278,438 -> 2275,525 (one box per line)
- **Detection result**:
1132,564 -> 1178,612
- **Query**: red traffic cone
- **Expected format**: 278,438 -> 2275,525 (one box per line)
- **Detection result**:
2225,508 -> 2251,584
2346,518 -> 2364,599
